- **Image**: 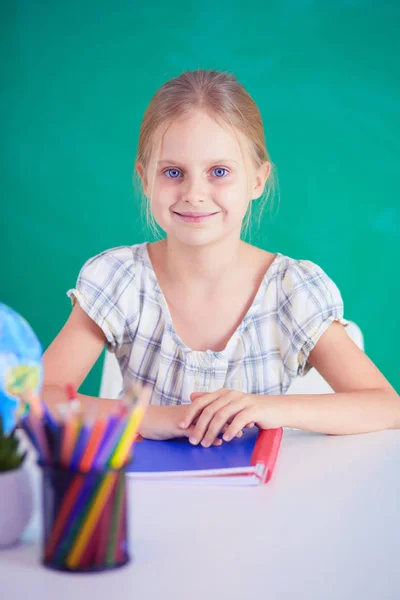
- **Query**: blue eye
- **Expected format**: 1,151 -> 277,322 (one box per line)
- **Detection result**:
164,168 -> 182,178
212,167 -> 228,178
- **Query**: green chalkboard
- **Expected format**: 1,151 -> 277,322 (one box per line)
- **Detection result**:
1,1 -> 399,395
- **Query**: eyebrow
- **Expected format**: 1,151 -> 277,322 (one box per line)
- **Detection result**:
157,158 -> 239,166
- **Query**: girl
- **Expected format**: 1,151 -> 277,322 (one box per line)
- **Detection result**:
43,69 -> 399,447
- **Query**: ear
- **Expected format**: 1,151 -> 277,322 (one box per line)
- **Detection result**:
136,162 -> 149,196
251,161 -> 271,200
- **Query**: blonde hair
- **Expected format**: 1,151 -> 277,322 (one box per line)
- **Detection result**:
133,69 -> 279,238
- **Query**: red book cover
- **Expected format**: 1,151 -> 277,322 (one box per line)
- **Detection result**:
251,428 -> 283,482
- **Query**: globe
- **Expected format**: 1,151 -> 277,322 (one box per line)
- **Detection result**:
0,303 -> 42,434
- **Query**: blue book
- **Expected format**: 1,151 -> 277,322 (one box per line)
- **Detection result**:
127,427 -> 283,485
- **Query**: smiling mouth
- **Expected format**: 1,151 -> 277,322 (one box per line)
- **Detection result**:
173,211 -> 219,223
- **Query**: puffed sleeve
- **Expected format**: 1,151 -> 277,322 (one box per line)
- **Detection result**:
66,246 -> 138,352
277,259 -> 348,378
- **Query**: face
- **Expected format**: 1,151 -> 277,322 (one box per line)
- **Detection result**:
137,110 -> 269,247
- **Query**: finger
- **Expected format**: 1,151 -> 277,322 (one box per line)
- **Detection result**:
189,396 -> 234,445
222,424 -> 243,438
246,422 -> 255,428
190,392 -> 208,401
212,438 -> 223,447
201,397 -> 250,447
181,423 -> 222,446
180,389 -> 229,429
223,408 -> 258,442
180,424 -> 195,439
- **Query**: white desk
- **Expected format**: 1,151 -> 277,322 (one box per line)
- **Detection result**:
1,429 -> 400,600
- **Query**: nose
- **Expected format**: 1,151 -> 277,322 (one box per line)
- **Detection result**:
181,174 -> 206,204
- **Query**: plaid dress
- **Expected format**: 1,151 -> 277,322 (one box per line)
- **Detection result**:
67,243 -> 347,405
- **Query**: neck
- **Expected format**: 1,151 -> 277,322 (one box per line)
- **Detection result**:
158,236 -> 246,286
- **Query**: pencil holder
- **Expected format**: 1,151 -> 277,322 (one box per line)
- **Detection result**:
39,462 -> 130,572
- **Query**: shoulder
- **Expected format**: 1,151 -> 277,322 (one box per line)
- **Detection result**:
79,243 -> 148,280
275,254 -> 339,294
257,251 -> 344,322
243,244 -> 339,298
75,243 -> 156,297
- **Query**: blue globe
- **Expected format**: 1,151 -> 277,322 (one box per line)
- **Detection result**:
0,303 -> 42,434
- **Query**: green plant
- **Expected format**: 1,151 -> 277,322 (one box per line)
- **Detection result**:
0,417 -> 26,472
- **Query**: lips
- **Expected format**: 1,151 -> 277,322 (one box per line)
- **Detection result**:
174,212 -> 218,217
173,211 -> 219,223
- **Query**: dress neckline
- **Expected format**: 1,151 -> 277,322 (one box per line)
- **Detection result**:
140,242 -> 283,358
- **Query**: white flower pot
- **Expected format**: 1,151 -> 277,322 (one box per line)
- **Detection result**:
0,466 -> 33,548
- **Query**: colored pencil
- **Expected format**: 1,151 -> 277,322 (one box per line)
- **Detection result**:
106,472 -> 126,565
110,385 -> 151,468
79,417 -> 108,473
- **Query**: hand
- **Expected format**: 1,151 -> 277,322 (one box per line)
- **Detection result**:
189,392 -> 251,441
139,404 -> 223,445
179,389 -> 282,447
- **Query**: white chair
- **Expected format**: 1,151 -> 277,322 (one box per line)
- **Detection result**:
99,321 -> 364,399
286,321 -> 364,395
100,348 -> 124,400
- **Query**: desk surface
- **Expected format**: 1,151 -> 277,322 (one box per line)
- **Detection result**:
2,429 -> 400,600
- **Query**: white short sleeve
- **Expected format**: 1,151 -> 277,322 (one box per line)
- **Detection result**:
67,246 -> 138,352
278,260 -> 348,378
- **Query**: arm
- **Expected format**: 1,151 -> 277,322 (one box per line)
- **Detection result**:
180,322 -> 400,445
277,320 -> 400,434
42,303 -> 117,416
42,304 -> 215,441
